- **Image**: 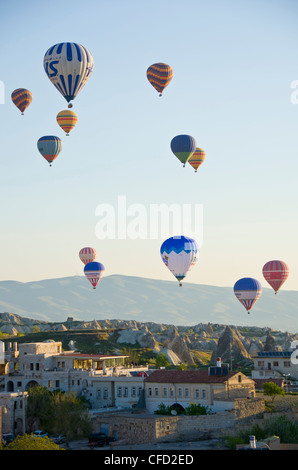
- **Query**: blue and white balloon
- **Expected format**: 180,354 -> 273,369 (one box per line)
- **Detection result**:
160,235 -> 199,286
43,42 -> 94,105
233,277 -> 262,314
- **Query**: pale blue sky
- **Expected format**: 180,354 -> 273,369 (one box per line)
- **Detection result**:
0,0 -> 297,291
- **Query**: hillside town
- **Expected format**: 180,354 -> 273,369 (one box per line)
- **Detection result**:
1,314 -> 298,450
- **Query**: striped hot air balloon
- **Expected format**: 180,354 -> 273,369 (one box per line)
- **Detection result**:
84,261 -> 105,289
188,147 -> 206,172
56,110 -> 78,135
79,247 -> 97,265
233,278 -> 262,314
11,88 -> 32,115
146,63 -> 173,96
170,135 -> 196,167
262,260 -> 289,294
160,236 -> 199,286
37,136 -> 62,167
43,42 -> 94,106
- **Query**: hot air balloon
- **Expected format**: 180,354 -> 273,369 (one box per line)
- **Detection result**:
11,88 -> 32,115
233,278 -> 262,314
56,110 -> 78,135
43,42 -> 94,107
79,247 -> 97,265
262,260 -> 289,294
146,63 -> 173,96
84,261 -> 105,289
170,135 -> 196,167
188,147 -> 206,172
160,235 -> 199,286
37,136 -> 62,167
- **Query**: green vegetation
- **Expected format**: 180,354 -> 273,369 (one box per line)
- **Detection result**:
26,386 -> 92,447
154,402 -> 212,416
262,382 -> 285,402
225,416 -> 298,449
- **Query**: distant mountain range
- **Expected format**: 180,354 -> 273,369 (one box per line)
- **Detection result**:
0,275 -> 297,332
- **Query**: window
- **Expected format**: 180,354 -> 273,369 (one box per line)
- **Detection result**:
132,387 -> 137,397
48,380 -> 53,388
163,388 -> 167,397
202,389 -> 206,398
273,361 -> 279,367
238,375 -> 242,383
55,380 -> 60,388
170,388 -> 174,397
178,388 -> 182,398
284,361 -> 291,367
117,387 -> 122,397
30,363 -> 34,371
154,387 -> 159,397
36,363 -> 39,371
103,388 -> 108,399
195,389 -> 200,398
185,388 -> 189,397
97,388 -> 102,399
124,387 -> 128,397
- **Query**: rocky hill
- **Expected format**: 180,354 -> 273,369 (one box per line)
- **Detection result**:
1,311 -> 297,367
0,275 -> 298,332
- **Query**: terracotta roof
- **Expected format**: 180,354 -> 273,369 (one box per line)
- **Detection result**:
144,369 -> 239,384
253,378 -> 284,389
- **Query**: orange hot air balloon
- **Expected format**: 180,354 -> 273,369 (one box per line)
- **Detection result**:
56,110 -> 78,136
146,63 -> 173,96
11,88 -> 33,115
188,148 -> 206,172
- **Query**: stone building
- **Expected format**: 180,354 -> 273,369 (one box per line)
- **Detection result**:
0,392 -> 27,437
144,359 -> 256,413
0,340 -> 149,411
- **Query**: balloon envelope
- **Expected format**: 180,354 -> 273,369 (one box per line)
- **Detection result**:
170,135 -> 196,166
262,260 -> 289,294
57,110 -> 78,135
11,88 -> 32,114
146,63 -> 173,96
79,247 -> 97,265
43,42 -> 94,104
37,136 -> 62,166
84,261 -> 105,289
160,235 -> 199,285
233,278 -> 262,313
188,147 -> 205,172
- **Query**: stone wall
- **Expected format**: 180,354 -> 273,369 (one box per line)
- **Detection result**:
91,397 -> 265,445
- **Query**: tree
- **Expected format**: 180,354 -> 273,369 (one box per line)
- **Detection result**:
25,386 -> 53,432
155,353 -> 170,368
50,391 -> 92,447
262,381 -> 285,402
4,434 -> 60,450
25,387 -> 92,447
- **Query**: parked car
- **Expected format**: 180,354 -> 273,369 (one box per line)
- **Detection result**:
2,433 -> 15,445
33,430 -> 48,438
88,433 -> 115,447
50,434 -> 65,444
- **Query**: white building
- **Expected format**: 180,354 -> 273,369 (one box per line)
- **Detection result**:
251,351 -> 298,382
0,341 -> 150,410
